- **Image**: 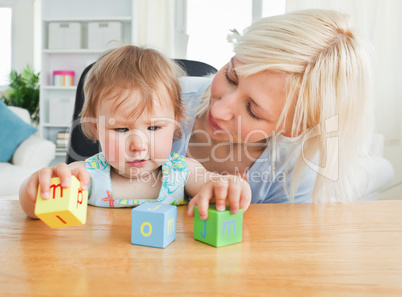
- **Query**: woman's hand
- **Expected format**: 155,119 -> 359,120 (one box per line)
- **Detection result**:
19,162 -> 89,218
187,174 -> 251,220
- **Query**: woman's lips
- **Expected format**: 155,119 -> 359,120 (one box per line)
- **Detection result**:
127,160 -> 147,167
208,110 -> 223,130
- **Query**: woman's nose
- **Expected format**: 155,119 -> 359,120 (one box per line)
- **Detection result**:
211,94 -> 237,121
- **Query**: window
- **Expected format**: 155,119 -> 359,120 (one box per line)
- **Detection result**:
0,7 -> 12,88
186,0 -> 286,69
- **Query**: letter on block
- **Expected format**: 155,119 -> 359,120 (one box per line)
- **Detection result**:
193,205 -> 243,247
131,203 -> 177,248
35,176 -> 88,228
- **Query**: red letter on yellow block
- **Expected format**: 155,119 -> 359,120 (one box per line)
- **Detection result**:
50,183 -> 63,199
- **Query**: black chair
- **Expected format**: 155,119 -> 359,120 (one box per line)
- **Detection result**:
66,59 -> 217,164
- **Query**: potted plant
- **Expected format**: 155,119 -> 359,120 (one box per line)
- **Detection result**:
1,65 -> 40,124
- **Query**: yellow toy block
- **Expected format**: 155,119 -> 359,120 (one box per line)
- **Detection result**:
35,176 -> 88,228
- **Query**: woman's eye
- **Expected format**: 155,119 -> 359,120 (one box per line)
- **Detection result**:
246,102 -> 261,120
148,126 -> 160,132
114,128 -> 129,133
225,68 -> 237,86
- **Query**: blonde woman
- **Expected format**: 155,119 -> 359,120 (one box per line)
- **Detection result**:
180,9 -> 373,214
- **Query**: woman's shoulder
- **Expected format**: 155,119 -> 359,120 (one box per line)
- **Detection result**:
179,76 -> 213,95
248,135 -> 316,204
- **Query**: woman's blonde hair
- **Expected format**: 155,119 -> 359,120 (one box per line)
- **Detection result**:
214,10 -> 373,203
80,45 -> 184,141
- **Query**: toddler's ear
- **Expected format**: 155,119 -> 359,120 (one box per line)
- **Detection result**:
88,122 -> 99,140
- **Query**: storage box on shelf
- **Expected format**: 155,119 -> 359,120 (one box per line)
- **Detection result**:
40,0 -> 134,160
48,22 -> 82,49
88,22 -> 123,49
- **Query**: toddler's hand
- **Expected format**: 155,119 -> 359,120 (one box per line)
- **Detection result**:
187,174 -> 251,220
25,163 -> 90,205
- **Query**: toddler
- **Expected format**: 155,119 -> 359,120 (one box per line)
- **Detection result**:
19,45 -> 251,220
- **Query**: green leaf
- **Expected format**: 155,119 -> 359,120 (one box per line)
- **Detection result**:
2,65 -> 40,124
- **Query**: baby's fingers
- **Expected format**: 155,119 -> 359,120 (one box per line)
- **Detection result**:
38,163 -> 72,199
239,181 -> 252,213
38,167 -> 57,199
25,172 -> 40,203
70,166 -> 90,191
188,186 -> 213,220
55,163 -> 73,187
227,179 -> 241,215
213,180 -> 229,212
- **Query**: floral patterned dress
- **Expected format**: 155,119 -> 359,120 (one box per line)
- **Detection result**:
85,152 -> 189,207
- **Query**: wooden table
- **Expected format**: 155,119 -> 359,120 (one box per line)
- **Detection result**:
1,200 -> 402,297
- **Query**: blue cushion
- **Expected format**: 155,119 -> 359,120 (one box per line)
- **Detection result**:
0,100 -> 37,162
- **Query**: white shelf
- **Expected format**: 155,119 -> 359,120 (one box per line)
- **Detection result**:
42,123 -> 70,128
42,86 -> 77,90
43,49 -> 104,54
55,151 -> 67,157
43,16 -> 132,22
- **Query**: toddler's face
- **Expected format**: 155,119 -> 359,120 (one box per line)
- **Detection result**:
94,88 -> 178,179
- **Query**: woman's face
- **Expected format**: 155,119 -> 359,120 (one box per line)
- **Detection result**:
204,57 -> 293,144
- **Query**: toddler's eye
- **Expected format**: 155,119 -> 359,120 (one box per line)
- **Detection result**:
148,126 -> 160,132
114,128 -> 129,133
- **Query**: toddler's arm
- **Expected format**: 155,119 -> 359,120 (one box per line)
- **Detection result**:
184,158 -> 251,220
19,162 -> 89,219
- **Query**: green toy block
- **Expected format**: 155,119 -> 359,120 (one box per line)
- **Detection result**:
193,205 -> 243,247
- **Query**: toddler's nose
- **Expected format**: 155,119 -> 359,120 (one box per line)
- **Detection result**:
127,131 -> 148,155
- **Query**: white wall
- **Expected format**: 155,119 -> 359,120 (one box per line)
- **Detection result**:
0,0 -> 34,73
15,0 -> 34,71
286,0 -> 402,144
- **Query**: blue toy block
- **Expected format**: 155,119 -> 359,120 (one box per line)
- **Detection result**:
131,203 -> 177,248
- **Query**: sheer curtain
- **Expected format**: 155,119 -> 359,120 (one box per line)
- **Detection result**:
132,0 -> 175,57
286,0 -> 402,143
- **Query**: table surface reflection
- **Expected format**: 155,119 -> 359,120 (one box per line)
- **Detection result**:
1,200 -> 402,296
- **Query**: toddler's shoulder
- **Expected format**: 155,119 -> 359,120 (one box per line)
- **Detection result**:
164,153 -> 188,172
85,152 -> 109,171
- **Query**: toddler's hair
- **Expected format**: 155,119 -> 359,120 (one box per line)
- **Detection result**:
80,45 -> 184,141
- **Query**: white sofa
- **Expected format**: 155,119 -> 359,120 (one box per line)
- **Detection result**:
0,106 -> 55,198
358,133 -> 395,200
